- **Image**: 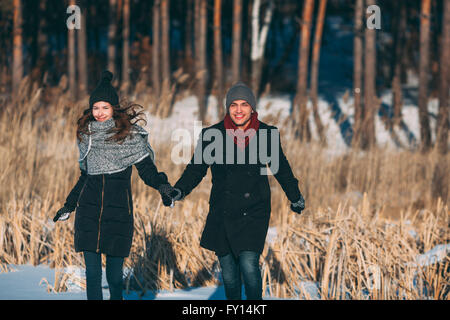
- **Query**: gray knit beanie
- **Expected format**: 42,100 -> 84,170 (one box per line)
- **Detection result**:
225,81 -> 257,112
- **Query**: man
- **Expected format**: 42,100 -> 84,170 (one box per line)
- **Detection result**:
172,82 -> 305,300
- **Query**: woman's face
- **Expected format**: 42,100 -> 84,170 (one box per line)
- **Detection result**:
92,101 -> 113,122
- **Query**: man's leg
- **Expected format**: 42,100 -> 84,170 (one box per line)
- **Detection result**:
218,253 -> 242,300
239,251 -> 262,300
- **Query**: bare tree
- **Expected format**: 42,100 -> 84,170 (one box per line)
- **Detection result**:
214,0 -> 225,119
161,0 -> 170,91
12,0 -> 23,98
68,0 -> 77,100
185,0 -> 194,75
309,0 -> 327,145
107,0 -> 117,75
391,1 -> 407,128
418,0 -> 432,152
436,0 -> 449,155
362,0 -> 377,150
294,0 -> 315,141
352,0 -> 364,148
77,3 -> 88,97
152,0 -> 161,98
36,0 -> 49,85
232,0 -> 243,83
121,0 -> 130,94
431,0 -> 450,202
196,0 -> 208,122
250,0 -> 274,98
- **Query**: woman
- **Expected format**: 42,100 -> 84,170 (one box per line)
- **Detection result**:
53,71 -> 175,300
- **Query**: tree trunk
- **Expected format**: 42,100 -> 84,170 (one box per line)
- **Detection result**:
391,1 -> 406,128
232,0 -> 243,83
418,0 -> 432,152
36,0 -> 49,85
437,0 -> 449,155
362,0 -> 377,150
185,0 -> 194,75
152,0 -> 161,98
196,0 -> 208,122
309,0 -> 327,145
214,0 -> 225,119
121,0 -> 130,94
161,0 -> 170,91
294,0 -> 314,142
68,0 -> 77,101
77,3 -> 88,97
108,0 -> 117,75
352,0 -> 364,148
12,0 -> 23,99
251,0 -> 274,98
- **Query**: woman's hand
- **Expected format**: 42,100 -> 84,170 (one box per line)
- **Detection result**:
53,206 -> 74,222
158,184 -> 176,207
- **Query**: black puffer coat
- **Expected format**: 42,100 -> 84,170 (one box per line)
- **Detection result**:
64,155 -> 166,257
174,120 -> 301,257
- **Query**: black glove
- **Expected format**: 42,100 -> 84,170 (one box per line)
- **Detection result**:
53,206 -> 74,222
290,194 -> 305,214
158,183 -> 175,207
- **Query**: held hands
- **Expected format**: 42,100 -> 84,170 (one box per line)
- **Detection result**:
158,184 -> 185,207
53,206 -> 74,222
290,194 -> 305,215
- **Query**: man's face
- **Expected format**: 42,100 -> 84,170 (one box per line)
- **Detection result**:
228,100 -> 253,129
92,101 -> 113,122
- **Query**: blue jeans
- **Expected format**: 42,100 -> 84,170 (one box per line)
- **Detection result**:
83,251 -> 124,300
218,251 -> 262,300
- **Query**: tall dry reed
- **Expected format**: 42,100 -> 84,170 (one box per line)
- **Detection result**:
0,80 -> 448,299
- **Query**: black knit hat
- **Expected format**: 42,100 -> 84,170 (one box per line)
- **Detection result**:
89,70 -> 119,108
225,81 -> 257,111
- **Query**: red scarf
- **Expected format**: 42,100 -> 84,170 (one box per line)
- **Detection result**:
224,111 -> 260,150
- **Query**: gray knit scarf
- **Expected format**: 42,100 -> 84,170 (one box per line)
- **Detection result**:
78,118 -> 155,175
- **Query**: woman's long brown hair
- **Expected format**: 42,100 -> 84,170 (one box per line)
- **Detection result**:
76,100 -> 147,144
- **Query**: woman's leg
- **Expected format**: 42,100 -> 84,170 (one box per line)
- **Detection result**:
105,255 -> 124,300
238,251 -> 262,300
218,253 -> 242,300
83,251 -> 103,300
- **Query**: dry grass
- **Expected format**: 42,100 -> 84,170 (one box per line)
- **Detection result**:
0,80 -> 448,299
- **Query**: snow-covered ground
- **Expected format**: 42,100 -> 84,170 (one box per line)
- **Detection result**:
1,228 -> 448,300
1,89 -> 445,300
0,264 -> 228,300
2,81 -> 445,300
2,12 -> 447,300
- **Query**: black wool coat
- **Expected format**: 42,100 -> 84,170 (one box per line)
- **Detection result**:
64,155 -> 166,257
174,120 -> 301,257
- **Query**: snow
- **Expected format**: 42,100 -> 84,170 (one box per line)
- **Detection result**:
1,89 -> 442,299
0,264 -> 282,300
3,13 -> 446,301
413,244 -> 450,268
1,238 -> 447,300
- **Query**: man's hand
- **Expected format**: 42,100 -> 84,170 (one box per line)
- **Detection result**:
290,194 -> 305,214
